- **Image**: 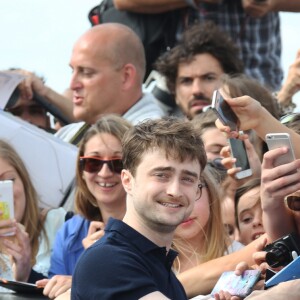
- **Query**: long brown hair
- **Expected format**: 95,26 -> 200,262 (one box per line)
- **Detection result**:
0,140 -> 46,266
75,114 -> 132,221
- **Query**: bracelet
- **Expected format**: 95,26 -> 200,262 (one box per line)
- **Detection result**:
272,91 -> 296,116
184,0 -> 198,9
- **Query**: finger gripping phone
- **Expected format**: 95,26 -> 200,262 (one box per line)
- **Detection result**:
211,90 -> 238,131
265,133 -> 296,168
228,138 -> 252,180
211,270 -> 261,298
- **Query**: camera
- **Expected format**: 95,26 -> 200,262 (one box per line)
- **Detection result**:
264,233 -> 300,268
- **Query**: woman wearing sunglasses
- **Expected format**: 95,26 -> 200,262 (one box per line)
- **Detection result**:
37,114 -> 132,299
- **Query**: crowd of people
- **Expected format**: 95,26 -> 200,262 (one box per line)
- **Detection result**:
1,1 -> 300,299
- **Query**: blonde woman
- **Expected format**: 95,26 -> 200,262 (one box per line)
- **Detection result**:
172,167 -> 243,274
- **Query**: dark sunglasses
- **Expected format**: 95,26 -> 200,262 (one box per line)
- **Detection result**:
285,195 -> 300,212
79,157 -> 123,174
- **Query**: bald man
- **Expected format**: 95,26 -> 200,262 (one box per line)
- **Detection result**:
13,23 -> 165,142
56,23 -> 165,142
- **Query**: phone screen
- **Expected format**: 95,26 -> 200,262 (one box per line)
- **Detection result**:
211,90 -> 238,131
0,180 -> 14,222
229,139 -> 250,170
211,270 -> 261,298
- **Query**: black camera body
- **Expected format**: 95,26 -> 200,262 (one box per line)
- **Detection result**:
264,233 -> 300,268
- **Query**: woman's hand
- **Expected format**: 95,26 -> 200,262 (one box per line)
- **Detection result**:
3,223 -> 32,282
82,221 -> 105,249
215,96 -> 263,136
36,275 -> 72,299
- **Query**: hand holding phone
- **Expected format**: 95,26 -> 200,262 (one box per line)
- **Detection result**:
211,270 -> 261,298
211,90 -> 238,132
265,133 -> 296,170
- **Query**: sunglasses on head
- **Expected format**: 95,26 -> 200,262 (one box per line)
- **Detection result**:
285,195 -> 300,212
79,157 -> 123,174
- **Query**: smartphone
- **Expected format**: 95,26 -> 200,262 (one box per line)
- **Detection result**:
211,90 -> 238,131
0,279 -> 43,295
228,138 -> 252,180
211,270 -> 261,298
0,180 -> 14,222
265,133 -> 296,168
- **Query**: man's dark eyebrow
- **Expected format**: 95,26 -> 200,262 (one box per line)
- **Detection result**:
150,167 -> 199,179
182,170 -> 198,179
151,166 -> 174,173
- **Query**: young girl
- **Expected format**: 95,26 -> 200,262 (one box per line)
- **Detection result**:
234,178 -> 265,246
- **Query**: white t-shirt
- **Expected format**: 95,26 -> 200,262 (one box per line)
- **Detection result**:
55,92 -> 166,143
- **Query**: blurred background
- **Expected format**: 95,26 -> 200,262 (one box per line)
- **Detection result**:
0,1 -> 299,108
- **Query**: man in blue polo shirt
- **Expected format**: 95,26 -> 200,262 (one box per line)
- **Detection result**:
70,117 -> 207,299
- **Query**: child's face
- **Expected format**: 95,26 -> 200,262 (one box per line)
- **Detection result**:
237,186 -> 265,245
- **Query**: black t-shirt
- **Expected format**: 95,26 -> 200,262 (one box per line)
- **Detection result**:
72,218 -> 187,300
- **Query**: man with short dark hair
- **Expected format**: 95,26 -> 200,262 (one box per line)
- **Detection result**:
71,117 -> 207,299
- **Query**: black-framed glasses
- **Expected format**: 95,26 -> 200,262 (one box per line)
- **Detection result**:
79,157 -> 123,174
285,195 -> 300,212
196,181 -> 207,201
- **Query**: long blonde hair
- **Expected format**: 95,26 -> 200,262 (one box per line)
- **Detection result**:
0,140 -> 46,266
172,167 -> 229,273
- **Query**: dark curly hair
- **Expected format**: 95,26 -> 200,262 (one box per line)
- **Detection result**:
155,21 -> 244,95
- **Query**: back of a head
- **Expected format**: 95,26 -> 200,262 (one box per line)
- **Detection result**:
122,117 -> 207,176
83,23 -> 146,85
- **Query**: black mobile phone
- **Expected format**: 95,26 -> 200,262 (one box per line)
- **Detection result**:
211,90 -> 238,131
0,279 -> 44,295
228,138 -> 252,180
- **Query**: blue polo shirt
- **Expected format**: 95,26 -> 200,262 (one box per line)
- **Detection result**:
71,218 -> 188,300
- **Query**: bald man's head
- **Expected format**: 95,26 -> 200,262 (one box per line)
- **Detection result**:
77,23 -> 146,84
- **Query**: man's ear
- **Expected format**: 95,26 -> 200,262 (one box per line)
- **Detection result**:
121,169 -> 133,194
121,63 -> 136,90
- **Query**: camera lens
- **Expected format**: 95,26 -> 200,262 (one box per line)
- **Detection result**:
265,243 -> 291,268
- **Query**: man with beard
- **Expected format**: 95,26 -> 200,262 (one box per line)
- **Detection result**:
154,22 -> 244,119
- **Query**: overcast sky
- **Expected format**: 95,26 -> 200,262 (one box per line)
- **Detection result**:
0,1 -> 299,107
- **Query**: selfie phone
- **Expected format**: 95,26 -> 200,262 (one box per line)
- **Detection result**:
228,138 -> 252,180
211,90 -> 238,131
265,133 -> 296,169
211,270 -> 261,298
0,180 -> 14,221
